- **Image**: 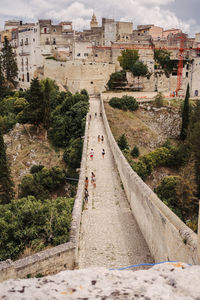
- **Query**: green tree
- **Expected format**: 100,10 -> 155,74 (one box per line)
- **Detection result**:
131,61 -> 148,90
18,78 -> 44,127
0,127 -> 14,203
131,145 -> 140,158
63,138 -> 83,169
1,36 -> 18,87
180,84 -> 190,140
107,71 -> 127,90
118,49 -> 139,72
118,134 -> 129,150
43,79 -> 51,133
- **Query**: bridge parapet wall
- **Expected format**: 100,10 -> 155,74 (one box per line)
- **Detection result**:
0,116 -> 89,282
100,95 -> 198,264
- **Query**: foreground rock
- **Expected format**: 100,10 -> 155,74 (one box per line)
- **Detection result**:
0,263 -> 199,299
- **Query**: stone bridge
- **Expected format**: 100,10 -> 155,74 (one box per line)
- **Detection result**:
0,95 -> 199,282
78,96 -> 199,269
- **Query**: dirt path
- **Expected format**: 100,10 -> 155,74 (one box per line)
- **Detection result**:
78,97 -> 153,270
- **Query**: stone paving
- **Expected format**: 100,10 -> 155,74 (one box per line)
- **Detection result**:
78,97 -> 153,270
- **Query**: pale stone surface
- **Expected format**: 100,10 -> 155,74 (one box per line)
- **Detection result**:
78,97 -> 153,269
0,263 -> 199,299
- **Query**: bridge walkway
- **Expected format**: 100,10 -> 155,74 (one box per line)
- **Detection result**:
78,97 -> 153,269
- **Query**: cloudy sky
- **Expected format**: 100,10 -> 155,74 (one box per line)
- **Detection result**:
0,0 -> 199,37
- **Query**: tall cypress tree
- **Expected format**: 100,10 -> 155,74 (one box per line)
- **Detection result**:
43,79 -> 51,131
0,127 -> 14,204
2,36 -> 18,87
180,84 -> 190,141
0,54 -> 5,99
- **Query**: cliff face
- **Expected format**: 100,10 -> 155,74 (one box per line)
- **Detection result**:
0,263 -> 199,299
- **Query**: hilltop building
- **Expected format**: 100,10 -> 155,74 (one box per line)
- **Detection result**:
0,14 -> 200,95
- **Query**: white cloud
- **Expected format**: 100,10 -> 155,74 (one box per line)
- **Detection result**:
0,0 -> 199,36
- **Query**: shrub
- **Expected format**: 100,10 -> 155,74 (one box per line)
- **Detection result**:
107,71 -> 126,90
131,160 -> 149,181
19,167 -> 66,200
0,196 -> 74,261
109,95 -> 138,111
63,138 -> 83,169
131,145 -> 140,158
118,134 -> 129,150
30,164 -> 44,174
154,92 -> 164,107
155,176 -> 184,220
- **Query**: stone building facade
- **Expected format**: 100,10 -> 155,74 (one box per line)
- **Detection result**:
1,15 -> 200,95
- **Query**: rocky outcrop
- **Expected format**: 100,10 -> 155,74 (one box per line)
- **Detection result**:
0,263 -> 199,299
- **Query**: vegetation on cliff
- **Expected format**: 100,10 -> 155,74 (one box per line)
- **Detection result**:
0,78 -> 89,260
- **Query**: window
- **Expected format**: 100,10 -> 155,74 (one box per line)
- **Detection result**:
25,38 -> 28,45
46,38 -> 49,45
186,72 -> 188,78
53,38 -> 56,45
22,74 -> 24,82
53,28 -> 56,32
33,38 -> 35,42
20,39 -> 23,46
27,72 -> 29,82
44,27 -> 47,34
84,53 -> 88,56
77,53 -> 80,56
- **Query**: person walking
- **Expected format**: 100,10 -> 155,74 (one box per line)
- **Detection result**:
98,135 -> 101,143
102,148 -> 105,158
91,172 -> 96,188
85,177 -> 89,189
101,135 -> 104,144
89,149 -> 94,160
85,188 -> 89,203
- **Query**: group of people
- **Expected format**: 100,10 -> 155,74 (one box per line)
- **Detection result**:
98,135 -> 104,143
89,112 -> 102,121
85,110 -> 105,205
84,172 -> 96,203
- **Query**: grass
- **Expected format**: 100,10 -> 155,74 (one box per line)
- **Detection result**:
104,102 -> 159,155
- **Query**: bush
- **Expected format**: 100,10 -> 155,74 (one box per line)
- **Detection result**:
63,138 -> 83,169
107,71 -> 126,90
118,134 -> 129,150
0,196 -> 74,261
30,164 -> 44,174
109,95 -> 138,111
154,92 -> 164,107
131,145 -> 140,158
154,176 -> 183,220
19,167 -> 66,200
131,160 -> 149,181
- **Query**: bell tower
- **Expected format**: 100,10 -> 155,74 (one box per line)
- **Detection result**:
90,13 -> 98,29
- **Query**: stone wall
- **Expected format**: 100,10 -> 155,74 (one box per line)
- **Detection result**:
0,115 -> 89,282
100,95 -> 199,264
44,60 -> 115,95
